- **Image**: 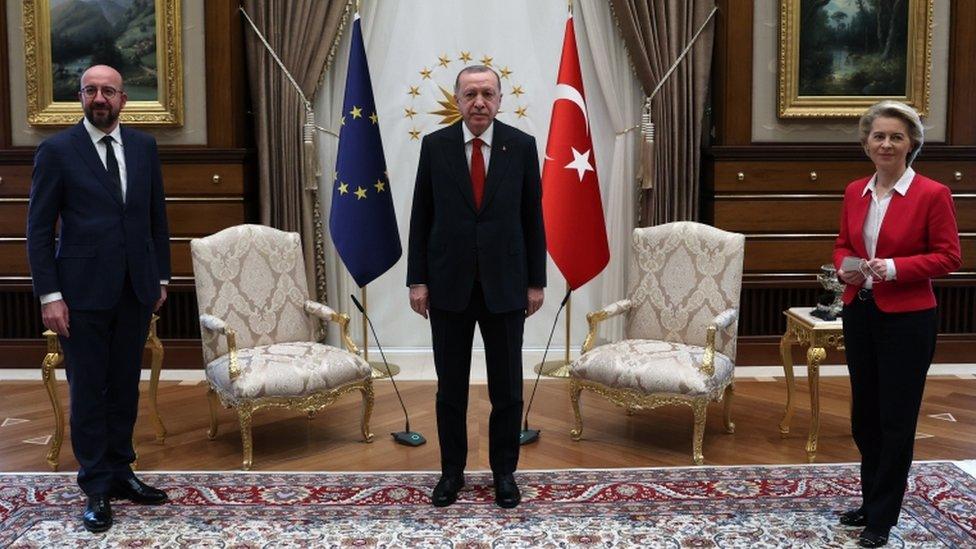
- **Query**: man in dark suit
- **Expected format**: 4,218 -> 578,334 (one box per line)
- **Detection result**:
407,65 -> 546,508
27,65 -> 171,533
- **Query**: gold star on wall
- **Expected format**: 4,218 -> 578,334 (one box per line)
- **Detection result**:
459,51 -> 472,63
499,66 -> 512,79
354,186 -> 367,200
404,107 -> 417,119
438,54 -> 451,68
420,67 -> 433,79
409,128 -> 421,140
374,180 -> 386,193
338,182 -> 349,195
408,86 -> 421,97
480,55 -> 493,66
369,112 -> 378,124
350,106 -> 363,119
514,106 -> 528,118
511,85 -> 524,98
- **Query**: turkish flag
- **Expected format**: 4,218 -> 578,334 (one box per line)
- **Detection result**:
541,15 -> 610,290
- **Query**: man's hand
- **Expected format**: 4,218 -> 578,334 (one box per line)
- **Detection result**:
42,299 -> 70,337
837,269 -> 866,285
154,285 -> 167,312
409,284 -> 429,319
526,287 -> 544,317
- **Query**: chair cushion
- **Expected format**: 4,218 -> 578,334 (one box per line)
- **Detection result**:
206,341 -> 371,401
571,339 -> 733,396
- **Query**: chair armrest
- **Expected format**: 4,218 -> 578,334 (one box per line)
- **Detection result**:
701,308 -> 739,377
582,299 -> 632,353
304,300 -> 359,354
199,314 -> 241,381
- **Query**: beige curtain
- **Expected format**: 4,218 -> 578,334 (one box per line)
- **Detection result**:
610,1 -> 715,226
244,0 -> 351,301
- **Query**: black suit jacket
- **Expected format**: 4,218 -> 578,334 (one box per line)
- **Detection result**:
407,120 -> 546,313
27,121 -> 171,310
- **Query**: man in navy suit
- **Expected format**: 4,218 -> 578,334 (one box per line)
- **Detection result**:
407,65 -> 546,508
27,65 -> 171,533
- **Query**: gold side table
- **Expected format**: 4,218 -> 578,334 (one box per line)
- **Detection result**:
779,307 -> 844,463
42,314 -> 167,471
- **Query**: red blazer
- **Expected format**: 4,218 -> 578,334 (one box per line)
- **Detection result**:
833,173 -> 961,313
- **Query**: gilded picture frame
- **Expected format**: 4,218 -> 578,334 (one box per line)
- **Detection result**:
22,0 -> 183,127
778,0 -> 933,118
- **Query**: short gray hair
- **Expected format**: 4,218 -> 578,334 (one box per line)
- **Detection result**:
858,100 -> 924,166
454,65 -> 501,94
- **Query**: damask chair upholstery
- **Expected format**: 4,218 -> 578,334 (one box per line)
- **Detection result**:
191,224 -> 374,470
569,222 -> 745,464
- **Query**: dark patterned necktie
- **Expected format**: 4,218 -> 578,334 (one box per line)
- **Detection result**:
101,135 -> 123,203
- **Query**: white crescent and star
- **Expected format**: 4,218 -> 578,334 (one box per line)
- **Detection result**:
548,83 -> 594,182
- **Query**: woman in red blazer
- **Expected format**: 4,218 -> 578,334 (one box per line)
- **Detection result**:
833,101 -> 961,548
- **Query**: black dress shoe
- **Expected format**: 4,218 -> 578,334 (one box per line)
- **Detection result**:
493,473 -> 521,509
839,507 -> 867,527
83,495 -> 112,533
111,476 -> 168,505
858,528 -> 890,548
431,474 -> 464,507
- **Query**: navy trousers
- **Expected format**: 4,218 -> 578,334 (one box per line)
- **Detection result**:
59,272 -> 152,496
429,282 -> 525,477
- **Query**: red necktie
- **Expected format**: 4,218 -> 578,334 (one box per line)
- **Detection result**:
470,137 -> 485,210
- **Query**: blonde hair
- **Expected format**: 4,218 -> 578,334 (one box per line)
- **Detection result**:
858,100 -> 924,166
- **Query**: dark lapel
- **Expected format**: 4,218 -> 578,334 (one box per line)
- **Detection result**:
69,121 -> 123,208
442,121 -> 477,213
481,120 -> 514,213
120,126 -> 140,210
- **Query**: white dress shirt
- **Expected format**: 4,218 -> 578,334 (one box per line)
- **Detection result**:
860,167 -> 914,288
462,122 -> 493,172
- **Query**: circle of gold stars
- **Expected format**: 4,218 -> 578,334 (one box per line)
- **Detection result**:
405,52 -> 529,141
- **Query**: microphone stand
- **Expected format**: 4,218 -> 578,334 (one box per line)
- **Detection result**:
520,289 -> 572,445
350,294 -> 426,446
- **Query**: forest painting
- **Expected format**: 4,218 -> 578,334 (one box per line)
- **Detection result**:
799,0 -> 907,96
50,0 -> 158,101
778,0 -> 932,118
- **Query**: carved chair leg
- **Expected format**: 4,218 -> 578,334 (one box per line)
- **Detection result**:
206,388 -> 220,440
692,399 -> 707,465
723,384 -> 735,434
360,379 -> 375,443
41,345 -> 64,472
238,407 -> 254,471
570,380 -> 584,441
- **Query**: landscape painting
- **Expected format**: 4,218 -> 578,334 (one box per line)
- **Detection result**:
778,0 -> 933,118
23,0 -> 183,127
50,0 -> 158,101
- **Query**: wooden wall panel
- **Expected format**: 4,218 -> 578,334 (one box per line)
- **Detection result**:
165,202 -> 245,237
715,160 -> 976,193
949,0 -> 976,145
0,240 -> 194,278
712,0 -> 753,145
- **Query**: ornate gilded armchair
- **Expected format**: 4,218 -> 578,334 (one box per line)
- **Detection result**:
190,224 -> 374,470
569,222 -> 745,464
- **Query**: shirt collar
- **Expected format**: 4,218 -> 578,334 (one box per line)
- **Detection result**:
83,117 -> 123,147
462,121 -> 493,147
862,166 -> 915,197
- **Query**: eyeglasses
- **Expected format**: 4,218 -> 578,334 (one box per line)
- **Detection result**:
80,86 -> 121,99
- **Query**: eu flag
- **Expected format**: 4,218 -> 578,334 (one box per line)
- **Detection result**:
329,13 -> 401,287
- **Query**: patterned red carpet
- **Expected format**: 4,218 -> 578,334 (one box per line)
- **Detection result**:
2,462 -> 974,547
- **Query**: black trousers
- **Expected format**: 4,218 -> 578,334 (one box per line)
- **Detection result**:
842,294 -> 938,531
59,272 -> 153,496
429,282 -> 525,477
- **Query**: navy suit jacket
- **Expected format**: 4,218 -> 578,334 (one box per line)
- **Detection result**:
27,121 -> 171,310
407,120 -> 546,313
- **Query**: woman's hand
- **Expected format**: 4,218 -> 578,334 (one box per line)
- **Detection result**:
864,258 -> 887,281
838,268 -> 866,285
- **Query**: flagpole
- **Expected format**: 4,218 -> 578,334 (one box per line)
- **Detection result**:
361,285 -> 400,379
534,281 -> 573,378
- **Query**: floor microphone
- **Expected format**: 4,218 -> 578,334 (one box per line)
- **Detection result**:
520,289 -> 572,445
350,294 -> 426,447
